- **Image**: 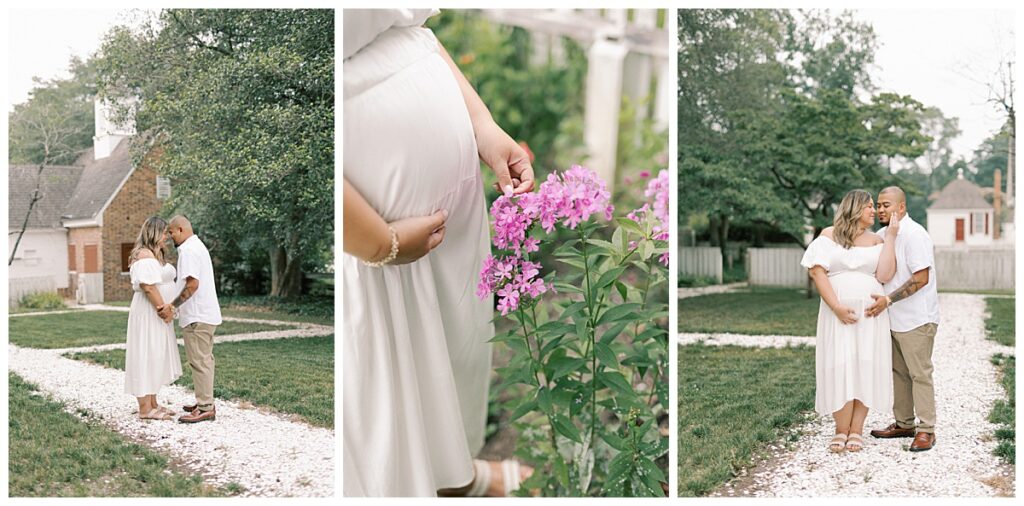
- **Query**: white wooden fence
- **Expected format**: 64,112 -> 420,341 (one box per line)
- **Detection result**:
8,276 -> 56,307
747,248 -> 807,288
482,9 -> 669,191
746,246 -> 1016,291
935,247 -> 1015,291
678,246 -> 722,284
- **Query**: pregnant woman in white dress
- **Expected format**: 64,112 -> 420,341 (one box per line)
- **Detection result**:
343,9 -> 535,497
801,190 -> 898,452
125,216 -> 183,421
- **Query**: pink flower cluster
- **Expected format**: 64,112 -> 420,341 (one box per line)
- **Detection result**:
478,165 -> 614,315
626,169 -> 670,266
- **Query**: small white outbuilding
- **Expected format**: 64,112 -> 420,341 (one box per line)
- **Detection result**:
926,169 -> 994,247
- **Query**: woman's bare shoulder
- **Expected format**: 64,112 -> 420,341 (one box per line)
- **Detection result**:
820,227 -> 835,239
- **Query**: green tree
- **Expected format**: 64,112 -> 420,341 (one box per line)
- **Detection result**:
972,122 -> 1011,189
678,9 -> 796,255
679,9 -> 929,256
97,9 -> 333,297
8,56 -> 97,166
8,56 -> 98,265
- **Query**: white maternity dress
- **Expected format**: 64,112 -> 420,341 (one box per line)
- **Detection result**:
801,237 -> 893,416
342,9 -> 494,497
124,258 -> 183,396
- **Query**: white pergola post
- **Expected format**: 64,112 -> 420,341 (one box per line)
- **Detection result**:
584,32 -> 628,191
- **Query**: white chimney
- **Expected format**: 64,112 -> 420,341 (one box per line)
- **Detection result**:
94,98 -> 136,160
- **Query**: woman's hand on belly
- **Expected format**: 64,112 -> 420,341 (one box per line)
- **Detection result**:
390,209 -> 449,264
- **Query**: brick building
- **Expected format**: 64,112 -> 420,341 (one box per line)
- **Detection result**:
9,100 -> 169,304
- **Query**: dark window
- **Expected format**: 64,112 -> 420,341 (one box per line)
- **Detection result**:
121,243 -> 134,273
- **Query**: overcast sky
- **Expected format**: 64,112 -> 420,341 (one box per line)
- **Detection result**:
855,9 -> 1014,163
7,8 -> 1016,164
7,9 -> 149,111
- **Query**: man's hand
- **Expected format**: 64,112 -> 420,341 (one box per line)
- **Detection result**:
865,294 -> 889,317
476,120 -> 535,195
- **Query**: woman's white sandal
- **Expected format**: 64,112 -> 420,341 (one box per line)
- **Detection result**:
846,433 -> 864,452
828,433 -> 848,453
467,459 -> 523,496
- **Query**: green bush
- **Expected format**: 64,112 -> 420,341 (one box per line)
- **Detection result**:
18,291 -> 65,310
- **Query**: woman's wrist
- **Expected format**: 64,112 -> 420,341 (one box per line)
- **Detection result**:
363,224 -> 399,267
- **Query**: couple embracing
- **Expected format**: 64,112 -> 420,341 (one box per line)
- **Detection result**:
124,215 -> 222,423
801,187 -> 939,453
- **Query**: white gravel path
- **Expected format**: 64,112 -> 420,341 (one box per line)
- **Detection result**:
8,308 -> 335,497
679,293 -> 1015,497
677,282 -> 747,300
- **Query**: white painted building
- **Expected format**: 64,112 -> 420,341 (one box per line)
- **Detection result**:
926,170 -> 995,247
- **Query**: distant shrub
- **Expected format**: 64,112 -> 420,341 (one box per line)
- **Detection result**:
19,292 -> 65,310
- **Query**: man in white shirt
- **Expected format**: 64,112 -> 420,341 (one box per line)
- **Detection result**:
160,215 -> 223,423
865,187 -> 940,451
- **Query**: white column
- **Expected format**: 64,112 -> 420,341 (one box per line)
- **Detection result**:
584,32 -> 627,191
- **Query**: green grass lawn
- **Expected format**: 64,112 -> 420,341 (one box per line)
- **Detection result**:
106,297 -> 333,325
985,297 -> 1015,347
9,306 -> 79,315
679,288 -> 819,336
8,311 -> 293,349
69,335 -> 334,428
8,372 -> 229,497
678,343 -> 816,497
989,354 -> 1015,464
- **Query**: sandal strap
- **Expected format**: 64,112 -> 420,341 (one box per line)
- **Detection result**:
830,433 -> 848,442
502,460 -> 521,496
467,460 -> 490,497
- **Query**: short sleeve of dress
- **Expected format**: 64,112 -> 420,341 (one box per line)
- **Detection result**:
343,8 -> 440,60
131,258 -> 162,285
800,236 -> 832,271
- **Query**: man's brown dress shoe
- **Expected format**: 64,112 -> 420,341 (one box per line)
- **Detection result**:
870,422 -> 915,438
182,403 -> 198,413
909,432 -> 935,452
179,407 -> 216,423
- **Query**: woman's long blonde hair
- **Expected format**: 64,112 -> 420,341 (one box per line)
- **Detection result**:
832,189 -> 873,249
130,216 -> 168,265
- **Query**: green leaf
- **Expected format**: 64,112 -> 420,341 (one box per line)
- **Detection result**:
596,303 -> 641,327
600,431 -> 630,452
537,387 -> 553,414
598,371 -> 637,400
600,321 -> 630,345
556,257 -> 586,270
595,265 -> 628,290
558,301 -> 587,322
551,414 -> 582,443
595,342 -> 619,369
548,356 -> 585,381
508,398 -> 537,422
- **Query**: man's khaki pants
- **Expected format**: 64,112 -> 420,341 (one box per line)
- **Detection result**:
182,322 -> 218,411
891,322 -> 938,434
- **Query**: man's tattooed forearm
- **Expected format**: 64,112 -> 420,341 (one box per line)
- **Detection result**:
173,285 -> 196,308
888,276 -> 924,303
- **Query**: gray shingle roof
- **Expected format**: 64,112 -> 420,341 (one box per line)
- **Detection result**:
62,137 -> 135,221
930,177 -> 993,210
8,164 -> 83,229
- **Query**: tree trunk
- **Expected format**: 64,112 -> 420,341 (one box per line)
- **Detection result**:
269,238 -> 303,298
717,215 -> 730,268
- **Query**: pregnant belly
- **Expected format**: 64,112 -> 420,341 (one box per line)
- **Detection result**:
829,271 -> 883,300
344,52 -> 479,222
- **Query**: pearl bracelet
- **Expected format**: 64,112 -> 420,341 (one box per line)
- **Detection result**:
363,226 -> 399,267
